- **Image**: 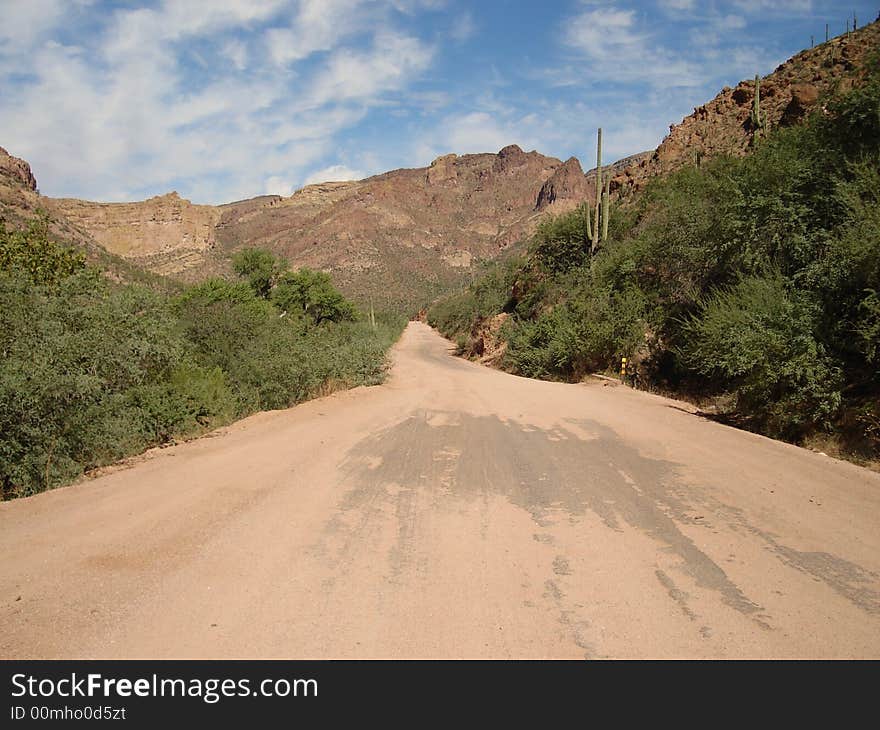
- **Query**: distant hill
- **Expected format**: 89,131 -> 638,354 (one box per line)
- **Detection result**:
4,144 -> 595,309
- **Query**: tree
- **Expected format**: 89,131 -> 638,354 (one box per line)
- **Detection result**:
232,248 -> 287,299
271,268 -> 356,324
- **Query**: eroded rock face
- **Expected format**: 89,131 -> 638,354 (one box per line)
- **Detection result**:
782,83 -> 820,125
468,312 -> 510,365
426,154 -> 458,185
51,192 -> 221,275
0,146 -> 37,192
536,157 -> 590,211
210,146 -> 566,291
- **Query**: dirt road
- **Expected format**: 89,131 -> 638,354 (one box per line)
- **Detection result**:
2,322 -> 879,658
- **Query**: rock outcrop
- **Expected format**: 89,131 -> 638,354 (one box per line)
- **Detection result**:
52,192 -> 221,276
535,157 -> 591,211
426,154 -> 458,185
209,146 -> 564,303
0,146 -> 37,191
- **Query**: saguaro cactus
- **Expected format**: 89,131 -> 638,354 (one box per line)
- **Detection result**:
583,201 -> 593,245
592,128 -> 602,254
750,75 -> 764,139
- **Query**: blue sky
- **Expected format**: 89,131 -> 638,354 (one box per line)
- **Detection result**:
0,0 -> 875,204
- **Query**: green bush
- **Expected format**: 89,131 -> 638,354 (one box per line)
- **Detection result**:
532,206 -> 591,273
1,215 -> 85,286
232,247 -> 286,299
0,268 -> 215,498
679,276 -> 843,438
0,233 -> 402,499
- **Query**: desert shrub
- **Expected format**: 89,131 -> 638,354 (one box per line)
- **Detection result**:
428,291 -> 480,337
532,206 -> 591,273
427,258 -> 520,338
503,282 -> 646,379
0,268 -> 233,498
857,290 -> 880,364
679,275 -> 843,439
1,234 -> 401,499
0,215 -> 85,285
175,271 -> 385,411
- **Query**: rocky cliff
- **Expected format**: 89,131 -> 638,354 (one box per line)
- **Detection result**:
52,192 -> 221,277
208,144 -> 572,305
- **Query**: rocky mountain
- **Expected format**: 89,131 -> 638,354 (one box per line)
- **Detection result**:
21,144 -> 585,308
1,147 -> 177,288
611,19 -> 880,195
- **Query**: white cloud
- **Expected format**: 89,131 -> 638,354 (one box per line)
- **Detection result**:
450,11 -> 476,42
0,0 -> 438,203
302,164 -> 365,186
305,32 -> 433,108
441,112 -> 517,153
265,0 -> 366,66
222,38 -> 249,70
0,0 -> 71,51
563,7 -> 702,87
263,175 -> 296,196
732,0 -> 812,12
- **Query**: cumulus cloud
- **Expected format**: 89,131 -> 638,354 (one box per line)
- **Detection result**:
0,0 -> 435,203
305,32 -> 434,108
302,164 -> 365,186
563,7 -> 702,87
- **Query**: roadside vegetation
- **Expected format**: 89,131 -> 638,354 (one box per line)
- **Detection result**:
0,226 -> 403,499
429,60 -> 880,461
